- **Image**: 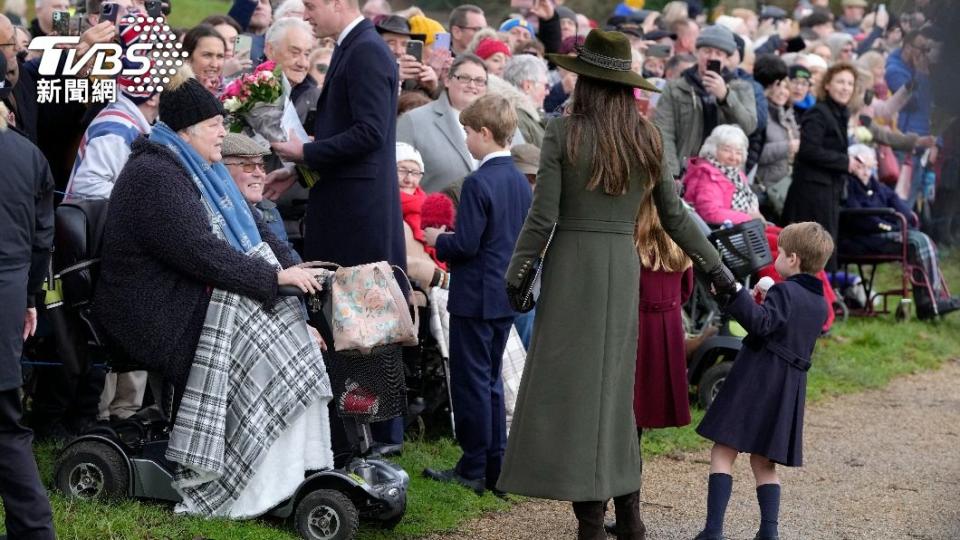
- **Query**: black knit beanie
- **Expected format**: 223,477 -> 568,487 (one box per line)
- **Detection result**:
159,74 -> 225,133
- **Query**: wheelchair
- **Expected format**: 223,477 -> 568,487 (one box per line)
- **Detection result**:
838,208 -> 947,320
47,199 -> 408,540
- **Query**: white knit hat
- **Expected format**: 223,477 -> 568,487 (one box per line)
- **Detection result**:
396,142 -> 425,172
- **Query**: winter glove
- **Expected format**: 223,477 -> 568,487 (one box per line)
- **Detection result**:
708,263 -> 738,305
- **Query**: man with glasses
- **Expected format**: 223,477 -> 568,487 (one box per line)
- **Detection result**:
397,54 -> 489,193
886,27 -> 937,207
449,4 -> 486,55
223,133 -> 297,251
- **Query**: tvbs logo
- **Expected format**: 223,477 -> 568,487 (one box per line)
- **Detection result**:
30,36 -> 153,77
28,17 -> 186,103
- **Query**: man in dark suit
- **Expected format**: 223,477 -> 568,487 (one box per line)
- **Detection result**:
271,0 -> 407,449
0,53 -> 57,540
422,95 -> 532,495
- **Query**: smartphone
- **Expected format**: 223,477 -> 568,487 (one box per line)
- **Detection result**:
510,0 -> 534,9
234,34 -> 252,62
707,59 -> 722,75
100,2 -> 120,24
52,10 -> 70,35
433,32 -> 451,52
405,39 -> 423,63
145,0 -> 162,18
863,88 -> 875,106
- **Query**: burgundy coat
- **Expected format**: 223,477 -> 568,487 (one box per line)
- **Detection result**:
634,267 -> 694,429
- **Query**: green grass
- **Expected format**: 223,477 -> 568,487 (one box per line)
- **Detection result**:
3,253 -> 955,539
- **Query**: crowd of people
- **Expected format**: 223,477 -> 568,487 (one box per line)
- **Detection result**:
0,0 -> 958,538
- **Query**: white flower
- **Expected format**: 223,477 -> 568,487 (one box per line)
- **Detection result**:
223,97 -> 242,112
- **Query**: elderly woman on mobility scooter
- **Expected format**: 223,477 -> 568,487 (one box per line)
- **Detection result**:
93,67 -> 335,518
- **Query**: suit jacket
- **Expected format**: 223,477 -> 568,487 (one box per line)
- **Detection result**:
301,19 -> 405,270
396,91 -> 475,194
435,156 -> 531,319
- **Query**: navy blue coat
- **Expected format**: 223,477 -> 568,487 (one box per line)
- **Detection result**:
840,174 -> 916,254
0,127 -> 54,392
301,19 -> 405,270
435,156 -> 532,319
696,273 -> 826,467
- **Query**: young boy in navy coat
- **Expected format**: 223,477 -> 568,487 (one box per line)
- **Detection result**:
422,95 -> 533,496
694,222 -> 835,540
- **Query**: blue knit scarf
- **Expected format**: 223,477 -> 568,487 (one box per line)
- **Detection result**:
150,122 -> 262,252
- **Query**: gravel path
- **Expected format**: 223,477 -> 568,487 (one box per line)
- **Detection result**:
427,359 -> 960,540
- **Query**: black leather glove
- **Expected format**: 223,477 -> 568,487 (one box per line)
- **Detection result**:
708,263 -> 738,304
506,282 -> 528,313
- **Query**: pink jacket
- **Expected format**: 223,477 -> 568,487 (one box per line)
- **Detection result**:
682,157 -> 752,225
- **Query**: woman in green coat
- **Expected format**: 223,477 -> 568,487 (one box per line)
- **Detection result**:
498,30 -> 734,540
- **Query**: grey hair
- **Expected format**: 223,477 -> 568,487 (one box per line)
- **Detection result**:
502,54 -> 547,88
273,0 -> 305,21
848,143 -> 876,163
265,16 -> 314,46
699,124 -> 749,163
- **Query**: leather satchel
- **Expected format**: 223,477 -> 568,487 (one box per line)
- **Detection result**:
302,261 -> 418,354
511,224 -> 557,313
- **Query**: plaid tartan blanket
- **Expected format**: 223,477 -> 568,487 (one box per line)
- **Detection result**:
166,242 -> 333,516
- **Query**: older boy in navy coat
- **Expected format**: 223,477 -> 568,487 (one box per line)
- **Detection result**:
423,95 -> 532,495
694,222 -> 834,540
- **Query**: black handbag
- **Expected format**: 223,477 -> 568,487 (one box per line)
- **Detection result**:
512,223 -> 557,313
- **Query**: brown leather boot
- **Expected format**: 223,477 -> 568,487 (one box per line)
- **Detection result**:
571,500 -> 607,540
613,490 -> 646,540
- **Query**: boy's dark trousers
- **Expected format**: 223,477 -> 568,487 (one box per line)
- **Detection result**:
0,388 -> 56,540
449,315 -> 513,485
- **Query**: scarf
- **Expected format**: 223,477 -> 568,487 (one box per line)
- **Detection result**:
151,121 -> 262,252
401,187 -> 445,270
708,157 -> 757,213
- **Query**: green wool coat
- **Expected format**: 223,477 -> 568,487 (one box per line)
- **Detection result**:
497,117 -> 720,502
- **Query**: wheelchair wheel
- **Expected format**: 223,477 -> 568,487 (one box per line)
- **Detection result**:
698,361 -> 733,409
295,489 -> 359,540
55,440 -> 129,500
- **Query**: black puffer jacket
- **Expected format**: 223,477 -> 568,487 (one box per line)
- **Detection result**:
94,137 -> 299,388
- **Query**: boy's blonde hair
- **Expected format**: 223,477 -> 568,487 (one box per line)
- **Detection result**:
459,94 -> 517,147
778,222 -> 834,274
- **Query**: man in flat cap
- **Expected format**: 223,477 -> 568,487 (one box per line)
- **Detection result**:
653,24 -> 758,179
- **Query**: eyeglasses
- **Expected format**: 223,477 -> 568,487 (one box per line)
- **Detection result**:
450,73 -> 488,87
454,25 -> 484,33
397,167 -> 424,179
0,42 -> 14,51
224,160 -> 266,173
315,63 -> 328,74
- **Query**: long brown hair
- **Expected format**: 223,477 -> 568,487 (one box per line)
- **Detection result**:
635,193 -> 692,272
566,76 -> 663,196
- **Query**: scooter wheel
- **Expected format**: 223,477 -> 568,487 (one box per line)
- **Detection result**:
698,361 -> 733,409
295,489 -> 359,540
55,441 -> 129,500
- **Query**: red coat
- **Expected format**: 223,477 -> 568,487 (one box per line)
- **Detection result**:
634,267 -> 694,429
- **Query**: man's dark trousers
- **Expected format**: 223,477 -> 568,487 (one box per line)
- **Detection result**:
449,315 -> 513,486
0,388 -> 56,539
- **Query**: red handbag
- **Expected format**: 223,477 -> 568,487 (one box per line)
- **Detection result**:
877,144 -> 900,186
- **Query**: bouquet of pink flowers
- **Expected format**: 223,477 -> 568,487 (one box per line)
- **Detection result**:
221,60 -> 285,138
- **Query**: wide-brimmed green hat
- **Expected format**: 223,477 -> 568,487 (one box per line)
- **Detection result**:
547,29 -> 659,93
